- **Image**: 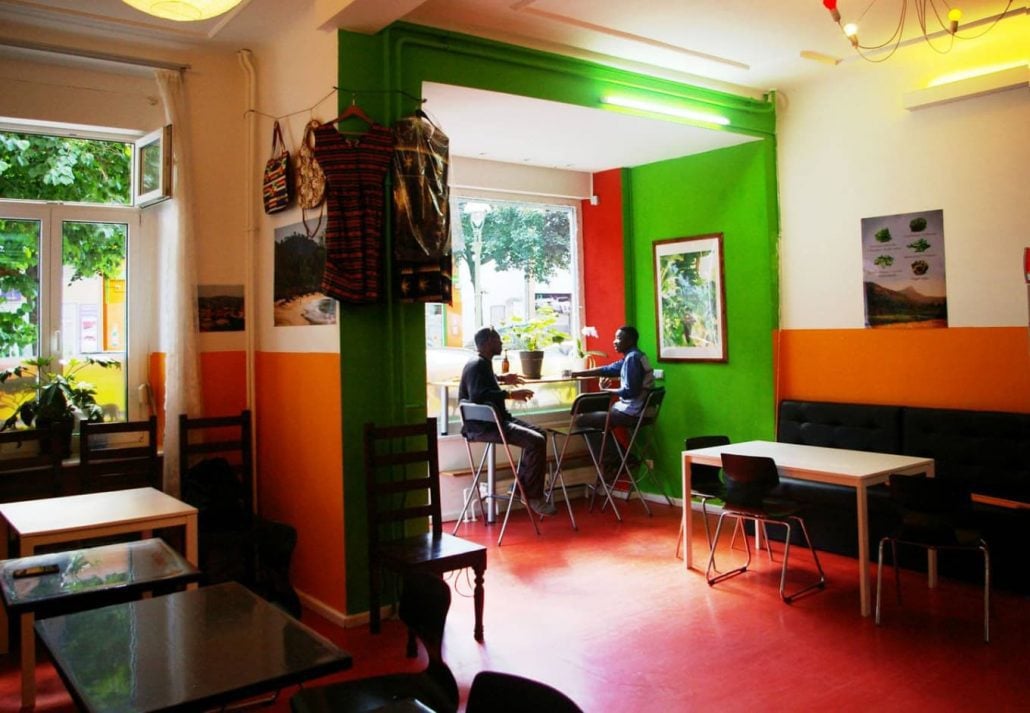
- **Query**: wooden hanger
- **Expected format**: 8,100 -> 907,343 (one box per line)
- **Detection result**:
326,95 -> 373,128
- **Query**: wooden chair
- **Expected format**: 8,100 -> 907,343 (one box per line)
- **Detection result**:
179,410 -> 253,514
0,427 -> 62,502
78,416 -> 160,493
365,418 -> 486,653
290,571 -> 459,713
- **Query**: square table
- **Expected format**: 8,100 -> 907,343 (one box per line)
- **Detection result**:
0,487 -> 198,707
681,440 -> 934,617
36,581 -> 352,713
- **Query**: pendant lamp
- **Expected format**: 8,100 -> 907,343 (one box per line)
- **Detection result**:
121,0 -> 244,22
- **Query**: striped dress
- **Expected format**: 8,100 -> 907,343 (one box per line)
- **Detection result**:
313,122 -> 394,304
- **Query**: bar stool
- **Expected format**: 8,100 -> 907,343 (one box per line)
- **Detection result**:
452,402 -> 541,546
598,387 -> 671,516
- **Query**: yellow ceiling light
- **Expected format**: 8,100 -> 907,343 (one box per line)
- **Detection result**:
121,0 -> 244,22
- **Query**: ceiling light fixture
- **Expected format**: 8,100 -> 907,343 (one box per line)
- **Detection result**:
601,96 -> 730,126
121,0 -> 244,22
821,0 -> 1016,62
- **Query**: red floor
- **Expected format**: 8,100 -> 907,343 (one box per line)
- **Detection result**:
3,499 -> 1028,712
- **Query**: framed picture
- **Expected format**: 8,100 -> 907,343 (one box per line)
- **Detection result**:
653,233 -> 727,362
134,125 -> 172,207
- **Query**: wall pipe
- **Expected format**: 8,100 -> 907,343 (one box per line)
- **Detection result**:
238,48 -> 258,510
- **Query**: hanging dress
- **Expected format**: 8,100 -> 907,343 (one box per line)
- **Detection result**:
313,122 -> 394,304
392,112 -> 452,304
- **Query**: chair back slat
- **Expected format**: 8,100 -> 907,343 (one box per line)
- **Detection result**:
721,453 -> 779,505
0,428 -> 62,501
364,418 -> 442,544
79,416 -> 160,493
569,391 -> 612,417
179,410 -> 252,513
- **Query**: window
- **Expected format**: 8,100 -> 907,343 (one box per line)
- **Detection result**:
0,126 -> 154,427
426,194 -> 583,430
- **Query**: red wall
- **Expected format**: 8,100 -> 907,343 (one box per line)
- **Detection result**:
581,169 -> 626,352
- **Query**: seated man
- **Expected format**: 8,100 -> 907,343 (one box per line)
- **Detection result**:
571,325 -> 655,480
459,326 -> 556,516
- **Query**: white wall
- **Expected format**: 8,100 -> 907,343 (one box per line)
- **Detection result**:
777,16 -> 1030,329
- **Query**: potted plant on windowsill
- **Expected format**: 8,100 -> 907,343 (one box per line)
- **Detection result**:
501,307 -> 570,379
0,356 -> 121,456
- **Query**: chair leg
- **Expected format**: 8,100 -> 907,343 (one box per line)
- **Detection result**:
780,516 -> 826,603
706,512 -> 751,586
368,563 -> 382,634
453,443 -> 489,534
875,536 -> 887,625
545,433 -> 577,531
981,542 -> 990,643
585,436 -> 622,521
610,440 -> 651,517
893,539 -> 901,604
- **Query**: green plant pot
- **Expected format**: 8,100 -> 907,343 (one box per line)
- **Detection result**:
38,418 -> 74,459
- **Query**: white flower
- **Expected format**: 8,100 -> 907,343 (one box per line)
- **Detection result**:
581,326 -> 598,338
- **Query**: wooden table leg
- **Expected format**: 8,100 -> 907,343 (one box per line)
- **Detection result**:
473,564 -> 485,643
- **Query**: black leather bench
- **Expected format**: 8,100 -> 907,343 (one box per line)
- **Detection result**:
775,399 -> 1029,594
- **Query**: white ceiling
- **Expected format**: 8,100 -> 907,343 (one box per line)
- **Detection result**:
0,0 -> 1024,172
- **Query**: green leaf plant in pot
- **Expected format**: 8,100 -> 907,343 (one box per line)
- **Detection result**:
501,306 -> 570,379
0,356 -> 121,456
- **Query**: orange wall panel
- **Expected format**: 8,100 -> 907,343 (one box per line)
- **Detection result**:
777,327 -> 1030,413
200,351 -> 248,416
255,351 -> 345,613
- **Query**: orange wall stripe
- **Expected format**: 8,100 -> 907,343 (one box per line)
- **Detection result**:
777,327 -> 1030,413
255,351 -> 345,613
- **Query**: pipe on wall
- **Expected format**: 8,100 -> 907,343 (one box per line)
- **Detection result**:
238,48 -> 258,510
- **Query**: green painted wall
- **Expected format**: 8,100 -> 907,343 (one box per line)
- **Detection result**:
624,140 -> 780,498
337,22 -> 778,614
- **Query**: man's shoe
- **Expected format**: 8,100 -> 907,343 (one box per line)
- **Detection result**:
529,497 -> 557,516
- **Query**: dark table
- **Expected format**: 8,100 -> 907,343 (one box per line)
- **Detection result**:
35,581 -> 352,713
1,537 -> 200,618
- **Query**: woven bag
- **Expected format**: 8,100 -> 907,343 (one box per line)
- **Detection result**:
262,120 -> 292,214
295,119 -> 326,209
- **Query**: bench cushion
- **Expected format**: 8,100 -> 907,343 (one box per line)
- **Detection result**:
778,400 -> 902,454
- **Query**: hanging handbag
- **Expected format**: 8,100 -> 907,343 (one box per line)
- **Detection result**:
262,120 -> 292,214
295,119 -> 325,209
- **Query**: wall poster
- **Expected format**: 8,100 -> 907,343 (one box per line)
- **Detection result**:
274,220 -> 337,326
198,284 -> 244,332
862,209 -> 947,328
653,233 -> 727,362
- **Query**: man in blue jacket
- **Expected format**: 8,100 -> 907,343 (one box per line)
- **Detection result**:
571,325 -> 655,480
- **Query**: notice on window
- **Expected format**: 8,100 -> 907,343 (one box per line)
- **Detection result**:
861,209 -> 947,329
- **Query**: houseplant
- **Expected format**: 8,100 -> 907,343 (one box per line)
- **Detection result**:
0,355 -> 120,454
501,307 -> 570,378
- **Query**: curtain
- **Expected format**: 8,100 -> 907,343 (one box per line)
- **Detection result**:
154,68 -> 202,496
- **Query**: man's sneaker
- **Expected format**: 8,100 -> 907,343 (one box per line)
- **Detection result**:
529,497 -> 557,516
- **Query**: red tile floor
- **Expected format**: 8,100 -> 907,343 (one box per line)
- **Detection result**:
3,499 -> 1027,712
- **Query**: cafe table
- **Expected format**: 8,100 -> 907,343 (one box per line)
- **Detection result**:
0,487 -> 198,707
681,440 -> 934,617
36,581 -> 352,713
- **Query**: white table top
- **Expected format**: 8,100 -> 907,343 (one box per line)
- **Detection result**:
0,487 -> 197,538
683,440 -> 934,486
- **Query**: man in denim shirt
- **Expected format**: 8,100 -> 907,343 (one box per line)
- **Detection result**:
571,325 -> 655,479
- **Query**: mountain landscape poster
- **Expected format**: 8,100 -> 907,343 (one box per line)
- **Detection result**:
273,220 -> 337,326
861,209 -> 947,328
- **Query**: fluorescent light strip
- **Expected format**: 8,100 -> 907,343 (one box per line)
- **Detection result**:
903,65 -> 1029,110
602,96 -> 731,126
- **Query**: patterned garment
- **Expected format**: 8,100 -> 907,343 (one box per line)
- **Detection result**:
313,122 -> 394,304
392,113 -> 452,304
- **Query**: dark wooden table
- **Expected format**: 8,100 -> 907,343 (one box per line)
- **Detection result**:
35,581 -> 352,713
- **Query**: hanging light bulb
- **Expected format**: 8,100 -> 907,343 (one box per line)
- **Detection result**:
843,22 -> 860,48
121,0 -> 244,22
948,7 -> 963,34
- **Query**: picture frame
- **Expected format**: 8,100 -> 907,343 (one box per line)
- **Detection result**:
653,233 -> 727,362
134,125 -> 172,207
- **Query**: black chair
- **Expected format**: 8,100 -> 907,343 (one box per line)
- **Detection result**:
0,427 -> 62,502
466,671 -> 583,713
545,391 -> 619,527
875,474 -> 990,642
676,435 -> 730,559
706,453 -> 826,603
78,416 -> 160,493
596,387 -> 671,516
366,418 -> 486,651
453,402 -> 541,546
290,571 -> 459,713
180,410 -> 300,617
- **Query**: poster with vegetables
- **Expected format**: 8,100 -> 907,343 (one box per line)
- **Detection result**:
861,209 -> 947,328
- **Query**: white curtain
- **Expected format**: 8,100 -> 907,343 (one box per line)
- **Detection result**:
155,68 -> 202,496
